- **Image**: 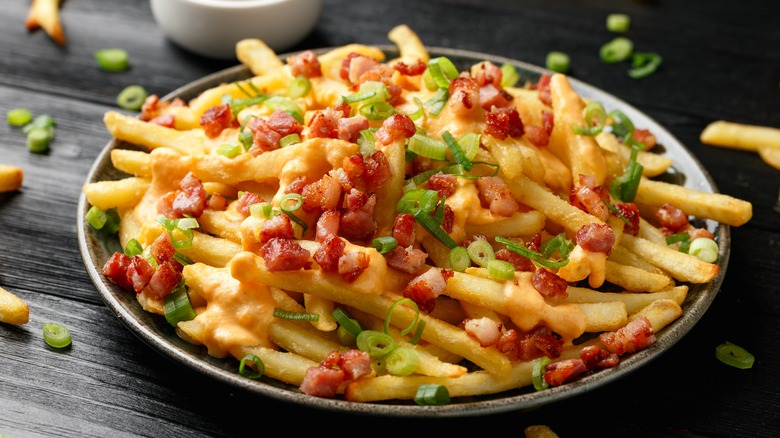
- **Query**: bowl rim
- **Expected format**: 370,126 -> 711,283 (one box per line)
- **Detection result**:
151,0 -> 312,9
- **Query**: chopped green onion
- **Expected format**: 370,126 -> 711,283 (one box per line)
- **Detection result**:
383,347 -> 420,376
249,201 -> 273,219
95,48 -> 130,72
442,131 -> 473,171
421,68 -> 438,90
7,108 -> 32,126
606,13 -> 631,33
608,109 -> 635,138
426,57 -> 460,88
357,128 -> 377,156
280,193 -> 303,212
532,356 -> 551,391
448,246 -> 471,272
230,96 -> 267,118
496,236 -> 570,269
173,252 -> 194,267
331,307 -> 363,338
238,130 -> 254,150
272,307 -> 320,321
283,210 -> 308,235
414,383 -> 450,406
715,342 -> 754,369
343,81 -> 388,104
409,319 -> 426,345
22,114 -> 56,135
573,101 -> 606,136
85,206 -> 108,230
500,63 -> 520,88
239,354 -> 265,379
163,282 -> 196,327
628,52 -> 663,79
487,259 -> 515,280
397,189 -> 440,215
356,330 -> 397,358
26,128 -> 53,153
540,233 -> 574,259
371,236 -> 398,254
156,215 -> 196,249
177,217 -> 199,230
546,51 -> 571,73
116,85 -> 148,111
42,322 -> 72,348
689,237 -> 718,263
467,239 -> 495,268
599,37 -> 634,63
665,231 -> 691,253
359,101 -> 395,120
264,96 -> 303,123
287,76 -> 312,98
408,96 -> 425,121
424,88 -> 449,116
385,297 -> 420,336
458,132 -> 481,160
279,133 -> 301,148
217,142 -> 243,158
413,210 -> 458,249
407,133 -> 448,160
124,238 -> 143,257
609,144 -> 643,202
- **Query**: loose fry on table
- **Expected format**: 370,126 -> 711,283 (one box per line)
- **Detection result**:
25,0 -> 65,45
524,425 -> 560,438
0,164 -> 24,192
758,147 -> 780,170
700,120 -> 780,152
0,286 -> 29,325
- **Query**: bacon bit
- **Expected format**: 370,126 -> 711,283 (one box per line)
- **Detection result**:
315,209 -> 340,243
374,114 -> 416,146
339,52 -> 364,81
235,191 -> 265,217
247,111 -> 302,155
496,326 -> 563,361
537,73 -> 552,106
147,261 -> 182,300
339,191 -> 377,241
632,128 -> 657,150
259,213 -> 295,244
334,101 -> 352,118
575,223 -> 616,254
394,60 -> 427,76
308,107 -> 341,139
339,154 -> 366,192
337,116 -> 369,143
599,316 -> 656,356
267,110 -> 304,137
656,203 -> 689,233
426,173 -> 458,198
527,233 -> 542,252
385,245 -> 427,274
474,62 -> 503,88
580,345 -> 620,370
365,151 -> 393,192
338,251 -> 370,282
614,202 -> 640,236
524,125 -> 550,147
287,50 -> 322,78
464,317 -> 502,347
157,172 -> 207,219
346,55 -> 379,84
569,181 -> 610,221
284,176 -> 309,195
494,248 -> 535,272
260,238 -> 310,271
476,176 -> 520,217
441,204 -> 454,233
532,268 -> 569,301
140,95 -> 186,122
479,84 -> 513,110
302,175 -> 342,213
102,252 -> 133,291
207,193 -> 228,211
200,103 -> 233,138
403,268 -> 449,313
544,358 -> 587,387
127,255 -> 155,294
391,213 -> 416,248
313,234 -> 345,272
149,113 -> 175,128
338,349 -> 372,381
448,76 -> 480,116
150,232 -> 175,265
542,110 -> 555,134
299,365 -> 344,398
484,106 -> 524,140
531,326 -> 564,359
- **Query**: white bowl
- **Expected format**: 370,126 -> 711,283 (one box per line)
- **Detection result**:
150,0 -> 323,60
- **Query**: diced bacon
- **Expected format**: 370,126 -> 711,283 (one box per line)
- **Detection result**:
385,245 -> 427,274
127,255 -> 155,294
599,316 -> 656,356
614,202 -> 640,236
140,94 -> 161,121
260,238 -> 310,271
337,115 -> 369,143
656,203 -> 689,232
302,175 -> 342,213
391,213 -> 416,248
576,223 -> 616,254
299,365 -> 344,398
339,154 -> 366,192
542,110 -> 554,134
150,232 -> 175,265
308,107 -> 342,139
476,176 -> 520,217
441,204 -> 454,233
496,326 -> 563,361
284,176 -> 308,195
532,268 -> 569,300
524,125 -> 549,147
235,192 -> 265,218
200,103 -> 233,138
537,73 -> 552,106
338,349 -> 372,381
339,52 -> 363,81
569,184 -> 610,222
315,209 -> 340,243
208,193 -> 228,211
544,358 -> 587,387
374,114 -> 416,145
102,252 -> 133,291
632,128 -> 657,150
169,172 -> 207,219
426,173 -> 458,198
287,50 -> 322,78
496,329 -> 523,360
267,110 -> 304,137
394,60 -> 427,76
479,83 -> 512,110
259,213 -> 295,244
348,55 -> 379,84
149,113 -> 175,128
464,317 -> 502,347
684,226 -> 715,241
403,268 -> 449,313
484,106 -> 524,140
365,150 -> 392,192
338,251 -> 370,282
247,117 -> 282,154
531,326 -> 564,359
333,101 -> 352,118
147,261 -> 182,300
580,345 -> 620,370
339,191 -> 377,241
313,234 -> 345,272
386,84 -> 405,106
527,233 -> 542,252
448,76 -> 480,116
474,61 -> 503,88
494,248 -> 535,272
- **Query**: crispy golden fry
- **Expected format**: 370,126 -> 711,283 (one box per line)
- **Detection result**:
701,120 -> 780,152
596,131 -> 672,177
758,147 -> 780,170
241,345 -> 318,386
388,24 -> 429,63
604,260 -> 674,292
524,425 -> 560,438
25,0 -> 65,45
566,285 -> 687,315
0,285 -> 29,325
110,149 -> 151,177
236,38 -> 284,76
620,234 -> 719,283
82,177 -> 150,210
304,294 -> 338,332
629,298 -> 683,333
0,164 -> 24,192
634,177 -> 753,227
104,111 -> 212,155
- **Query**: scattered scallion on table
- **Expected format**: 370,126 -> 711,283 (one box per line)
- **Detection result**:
7,108 -> 32,126
715,342 -> 754,369
606,13 -> 631,33
95,48 -> 130,72
116,85 -> 148,111
546,51 -> 570,73
600,36 -> 634,63
43,322 -> 72,348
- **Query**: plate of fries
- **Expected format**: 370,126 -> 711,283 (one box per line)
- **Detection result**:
77,26 -> 750,416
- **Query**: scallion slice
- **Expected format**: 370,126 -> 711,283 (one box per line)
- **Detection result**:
408,96 -> 425,121
427,57 -> 459,88
217,142 -> 243,158
689,237 -> 718,263
280,193 -> 304,212
279,133 -> 301,148
264,96 -> 304,123
532,357 -> 551,391
287,76 -> 312,98
331,307 -> 363,338
599,37 -> 633,63
7,108 -> 32,126
407,133 -> 448,160
442,131 -> 473,171
540,233 -> 574,259
496,236 -> 570,269
385,297 -> 420,336
116,85 -> 148,111
487,259 -> 515,280
356,330 -> 397,359
500,63 -> 520,88
42,322 -> 72,348
606,13 -> 631,33
359,101 -> 395,120
26,128 -> 53,153
124,238 -> 143,257
448,246 -> 471,272
239,354 -> 265,379
384,347 -> 420,376
95,48 -> 130,72
573,101 -> 606,136
85,205 -> 108,230
249,202 -> 273,219
414,383 -> 451,406
628,52 -> 663,79
272,308 -> 320,321
715,342 -> 754,369
163,282 -> 196,327
424,88 -> 449,116
371,236 -> 398,254
467,239 -> 495,268
546,51 -> 571,73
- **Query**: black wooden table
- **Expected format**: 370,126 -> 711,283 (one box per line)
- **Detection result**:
1,1 -> 778,436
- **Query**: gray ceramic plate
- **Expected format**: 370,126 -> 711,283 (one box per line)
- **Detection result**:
77,46 -> 729,417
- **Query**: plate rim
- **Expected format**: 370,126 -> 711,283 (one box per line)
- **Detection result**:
77,45 -> 730,417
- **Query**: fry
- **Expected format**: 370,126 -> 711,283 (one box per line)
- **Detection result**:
629,298 -> 683,333
0,164 -> 24,192
700,120 -> 780,152
104,111 -> 212,155
82,177 -> 150,210
388,24 -> 429,63
0,285 -> 29,325
236,38 -> 284,76
566,285 -> 687,315
620,234 -> 719,283
758,147 -> 780,170
25,0 -> 65,45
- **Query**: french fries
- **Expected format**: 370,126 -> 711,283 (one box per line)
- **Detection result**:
701,120 -> 780,170
25,0 -> 65,45
82,25 -> 751,405
0,164 -> 24,192
0,286 -> 29,325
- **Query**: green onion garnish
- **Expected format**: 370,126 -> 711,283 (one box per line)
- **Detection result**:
287,76 -> 312,98
264,96 -> 303,123
343,81 -> 388,104
665,231 -> 691,253
385,297 -> 420,336
272,308 -> 320,321
249,202 -> 273,219
164,282 -> 196,327
407,133 -> 448,160
426,57 -> 460,88
217,142 -> 243,158
606,13 -> 631,33
356,330 -> 397,359
572,101 -> 606,136
628,52 -> 663,79
279,133 -> 301,148
280,193 -> 303,212
116,85 -> 149,111
448,246 -> 471,272
409,319 -> 426,345
414,383 -> 451,406
42,322 -> 72,349
424,88 -> 449,116
540,233 -> 574,259
609,143 -> 643,202
359,101 -> 395,120
239,354 -> 265,379
546,51 -> 571,73
608,109 -> 635,138
496,236 -> 570,269
689,237 -> 718,263
442,131 -> 473,171
26,128 -> 53,153
487,259 -> 515,280
94,48 -> 130,72
384,347 -> 420,376
357,128 -> 377,156
715,342 -> 754,369
532,356 -> 551,391
156,214 -> 197,249
467,238 -> 495,268
7,108 -> 32,126
599,37 -> 634,63
331,307 -> 363,338
500,63 -> 520,88
408,96 -> 425,121
124,238 -> 144,257
85,205 -> 109,230
397,189 -> 458,248
371,236 -> 398,254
